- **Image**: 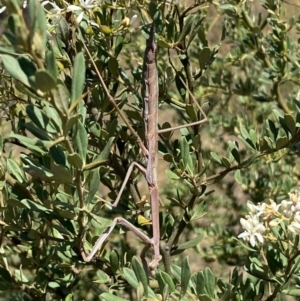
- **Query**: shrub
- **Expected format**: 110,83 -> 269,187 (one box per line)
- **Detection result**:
1,0 -> 300,300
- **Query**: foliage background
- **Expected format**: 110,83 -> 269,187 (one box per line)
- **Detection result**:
1,0 -> 300,300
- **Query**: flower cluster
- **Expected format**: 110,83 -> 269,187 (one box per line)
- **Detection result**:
238,191 -> 300,247
0,1 -> 137,31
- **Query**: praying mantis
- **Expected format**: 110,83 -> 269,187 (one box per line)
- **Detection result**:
81,22 -> 208,273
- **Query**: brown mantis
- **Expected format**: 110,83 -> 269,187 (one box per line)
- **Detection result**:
81,22 -> 208,273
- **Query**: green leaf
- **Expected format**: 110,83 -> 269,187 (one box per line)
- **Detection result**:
7,159 -> 26,183
210,152 -> 222,164
186,104 -> 197,122
123,267 -> 138,288
24,122 -> 51,141
198,47 -> 211,70
27,229 -> 41,239
166,169 -> 180,180
221,157 -> 231,168
238,135 -> 257,150
162,285 -> 169,301
148,1 -> 162,28
86,168 -> 100,204
108,57 -> 119,78
6,198 -> 28,209
249,129 -> 257,146
14,268 -> 29,283
52,84 -> 70,116
28,0 -> 47,53
123,267 -> 157,299
132,256 -> 148,297
187,17 -> 205,48
219,3 -> 237,16
136,282 -> 144,300
1,55 -> 29,85
94,137 -> 115,163
52,224 -> 72,236
157,271 -> 176,293
115,35 -> 124,57
4,0 -> 19,13
14,81 -> 39,98
177,14 -> 196,43
65,294 -> 73,301
267,119 -> 278,141
198,28 -> 208,47
0,135 -> 2,156
35,70 -> 56,92
196,295 -> 213,301
181,257 -> 191,296
67,153 -> 83,169
228,141 -> 240,164
245,261 -> 271,280
6,133 -> 49,154
284,114 -> 296,136
191,203 -> 206,221
109,250 -> 119,274
43,105 -> 62,132
54,206 -> 75,219
194,268 -> 216,298
234,170 -> 242,184
166,15 -> 176,41
94,270 -> 110,284
0,266 -> 12,284
21,199 -> 51,214
71,52 -> 85,104
160,122 -> 173,140
163,153 -> 174,163
45,49 -> 58,81
157,39 -> 170,48
276,136 -> 288,149
172,235 -> 205,255
100,293 -> 128,301
22,155 -> 72,184
27,107 -> 54,135
51,164 -> 73,184
282,289 -> 300,296
64,114 -> 81,135
233,237 -> 257,252
125,109 -> 142,122
48,281 -> 60,289
18,56 -> 37,82
175,71 -> 186,101
50,145 -> 66,165
170,265 -> 181,282
179,136 -> 193,173
88,222 -> 113,239
240,126 -> 250,141
74,121 -> 87,164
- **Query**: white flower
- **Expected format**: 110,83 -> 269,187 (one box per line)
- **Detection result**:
0,0 -> 28,14
246,200 -> 280,220
247,201 -> 266,215
42,1 -> 62,13
238,215 -> 266,247
130,14 -> 137,25
288,213 -> 300,234
79,0 -> 100,9
280,192 -> 300,219
66,0 -> 100,24
42,1 -> 63,25
280,200 -> 293,218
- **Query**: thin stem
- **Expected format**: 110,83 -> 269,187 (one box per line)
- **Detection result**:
81,41 -> 148,158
